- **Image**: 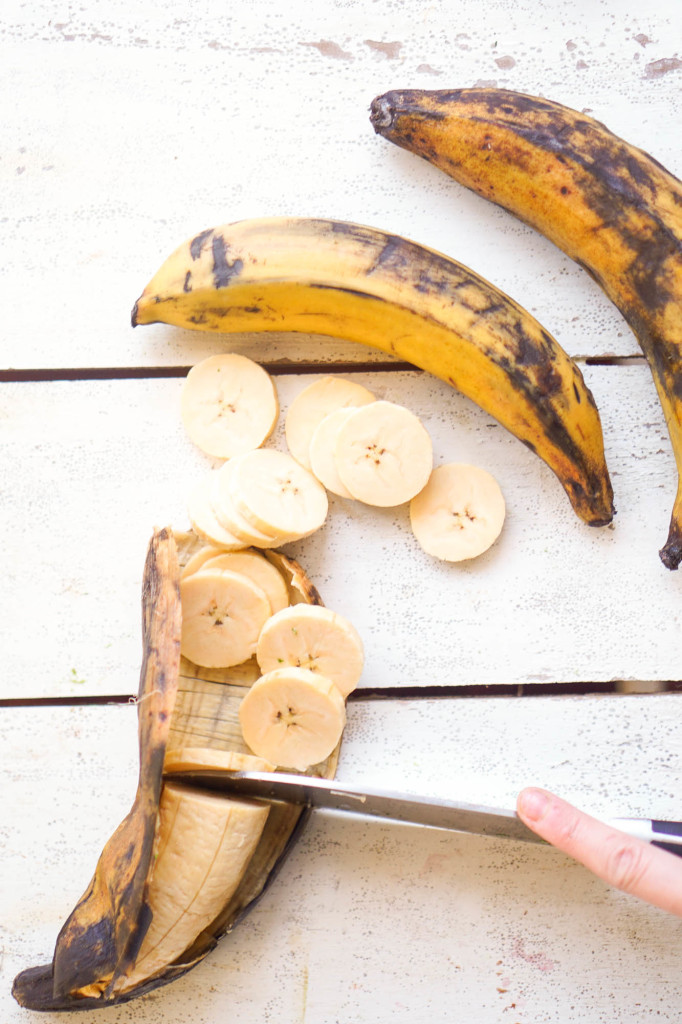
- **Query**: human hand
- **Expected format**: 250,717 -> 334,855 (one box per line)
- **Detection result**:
516,787 -> 682,917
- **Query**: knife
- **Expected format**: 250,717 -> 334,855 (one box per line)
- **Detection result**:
168,770 -> 682,855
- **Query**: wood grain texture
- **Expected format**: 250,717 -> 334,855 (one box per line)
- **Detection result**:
1,365 -> 680,699
2,698 -> 681,1022
2,2 -> 682,368
3,1 -> 682,1016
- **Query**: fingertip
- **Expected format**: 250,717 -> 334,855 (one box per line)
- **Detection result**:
517,787 -> 551,824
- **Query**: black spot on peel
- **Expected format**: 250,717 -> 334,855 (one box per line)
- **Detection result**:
310,282 -> 375,302
502,117 -> 682,316
189,228 -> 213,260
428,89 -> 465,107
146,745 -> 167,795
625,153 -> 660,190
573,382 -> 582,403
476,300 -> 507,318
627,232 -> 676,311
382,90 -> 682,327
510,325 -> 540,366
490,342 -> 611,518
117,901 -> 153,976
329,220 -> 358,236
115,876 -> 139,927
414,272 -> 450,294
53,915 -> 118,997
672,371 -> 682,402
471,89 -> 558,120
535,361 -> 564,397
201,304 -> 271,320
183,271 -> 192,293
211,235 -> 243,289
329,220 -> 394,253
369,234 -> 411,275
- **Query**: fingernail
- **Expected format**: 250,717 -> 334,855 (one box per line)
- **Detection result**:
518,788 -> 550,823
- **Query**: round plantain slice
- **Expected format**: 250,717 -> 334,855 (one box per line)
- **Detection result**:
181,353 -> 279,458
239,667 -> 346,771
198,550 -> 289,615
334,400 -> 433,507
309,407 -> 358,498
187,475 -> 247,550
256,603 -> 364,697
211,461 -> 296,547
229,448 -> 329,540
285,375 -> 376,469
180,544 -> 229,579
180,567 -> 271,668
409,462 -> 506,562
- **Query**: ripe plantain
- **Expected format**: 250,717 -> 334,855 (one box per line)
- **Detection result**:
12,530 -> 336,1009
132,217 -> 614,529
370,88 -> 682,569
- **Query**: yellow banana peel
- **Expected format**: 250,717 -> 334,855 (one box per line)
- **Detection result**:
132,216 -> 614,529
371,88 -> 682,568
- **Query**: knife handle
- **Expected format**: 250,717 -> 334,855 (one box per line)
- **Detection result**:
651,819 -> 682,858
609,817 -> 682,858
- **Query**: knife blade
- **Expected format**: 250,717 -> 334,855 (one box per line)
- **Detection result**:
170,769 -> 539,842
167,770 -> 682,854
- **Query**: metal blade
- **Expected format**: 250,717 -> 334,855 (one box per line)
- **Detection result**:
169,770 -> 545,845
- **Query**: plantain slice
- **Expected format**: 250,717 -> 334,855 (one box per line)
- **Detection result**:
12,528 -> 337,1010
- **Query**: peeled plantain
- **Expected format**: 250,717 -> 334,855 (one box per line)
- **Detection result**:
12,528 -> 336,1009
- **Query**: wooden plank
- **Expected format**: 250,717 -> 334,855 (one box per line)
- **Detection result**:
1,363 -> 680,699
2,696 -> 681,1022
2,3 -> 682,369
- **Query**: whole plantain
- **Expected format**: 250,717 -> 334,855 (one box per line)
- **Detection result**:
371,88 -> 682,569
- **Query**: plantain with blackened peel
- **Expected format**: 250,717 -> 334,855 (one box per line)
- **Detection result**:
12,530 -> 334,1009
132,216 -> 614,529
370,87 -> 682,568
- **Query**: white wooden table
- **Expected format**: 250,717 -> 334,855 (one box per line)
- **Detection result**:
2,2 -> 682,1020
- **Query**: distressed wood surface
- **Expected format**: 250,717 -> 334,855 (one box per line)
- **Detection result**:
2,697 -> 681,1023
2,1 -> 682,369
1,362 -> 680,701
4,1 -> 682,1019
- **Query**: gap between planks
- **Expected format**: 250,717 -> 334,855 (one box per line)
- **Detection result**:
1,350 -> 658,710
1,679 -> 680,709
0,354 -> 644,382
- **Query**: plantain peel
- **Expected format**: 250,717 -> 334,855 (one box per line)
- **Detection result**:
13,530 -> 333,1009
132,217 -> 614,529
370,88 -> 682,568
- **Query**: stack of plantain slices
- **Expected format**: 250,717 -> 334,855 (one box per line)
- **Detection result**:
12,527 -> 339,1010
